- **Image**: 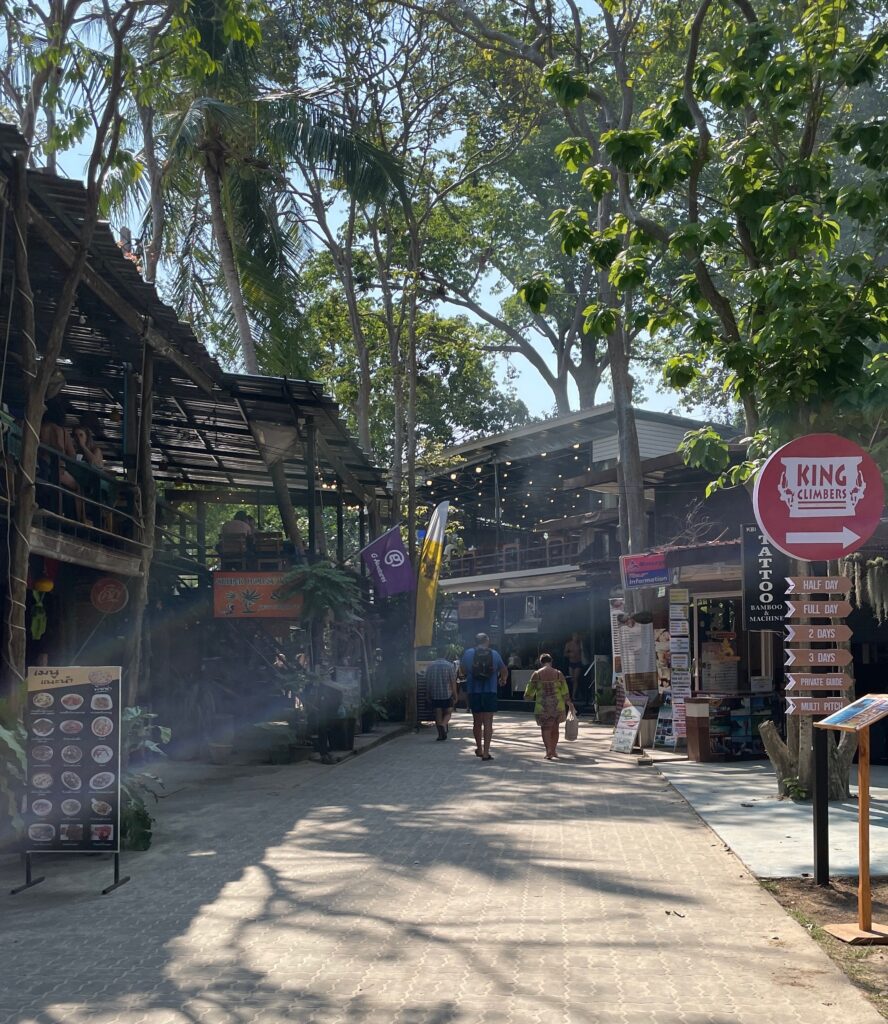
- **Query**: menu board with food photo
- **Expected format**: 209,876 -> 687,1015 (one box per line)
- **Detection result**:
24,666 -> 121,854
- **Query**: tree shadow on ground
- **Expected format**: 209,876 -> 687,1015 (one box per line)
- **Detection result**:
0,716 -> 825,1024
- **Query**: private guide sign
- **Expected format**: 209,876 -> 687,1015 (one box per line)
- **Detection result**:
753,433 -> 884,561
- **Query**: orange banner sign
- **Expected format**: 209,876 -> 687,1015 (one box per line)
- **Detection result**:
213,572 -> 303,619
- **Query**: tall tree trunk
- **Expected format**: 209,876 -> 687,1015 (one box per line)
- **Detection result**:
2,150 -> 96,710
125,346 -> 156,707
139,103 -> 164,285
204,162 -> 260,373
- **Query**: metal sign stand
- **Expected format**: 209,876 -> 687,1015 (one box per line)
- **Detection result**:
9,853 -> 45,895
10,851 -> 130,897
101,852 -> 130,895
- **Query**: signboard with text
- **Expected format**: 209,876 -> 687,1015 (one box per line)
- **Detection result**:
213,572 -> 304,619
741,524 -> 789,631
620,552 -> 669,590
611,695 -> 647,753
24,666 -> 121,853
753,433 -> 883,561
816,695 -> 888,733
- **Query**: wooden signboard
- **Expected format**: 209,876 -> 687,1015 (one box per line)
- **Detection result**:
785,576 -> 851,594
783,558 -> 856,891
816,696 -> 888,944
786,600 -> 853,618
785,624 -> 853,643
785,673 -> 852,691
785,696 -> 847,716
784,648 -> 853,667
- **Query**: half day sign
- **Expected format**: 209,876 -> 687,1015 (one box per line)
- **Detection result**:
753,434 -> 883,561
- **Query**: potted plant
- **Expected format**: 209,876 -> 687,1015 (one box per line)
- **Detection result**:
330,708 -> 356,751
120,706 -> 171,850
276,561 -> 365,666
596,685 -> 617,725
359,696 -> 388,734
0,703 -> 26,853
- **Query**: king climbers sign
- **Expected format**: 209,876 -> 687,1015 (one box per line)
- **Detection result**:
753,434 -> 884,561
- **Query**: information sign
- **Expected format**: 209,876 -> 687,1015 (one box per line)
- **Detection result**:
786,696 -> 848,717
785,576 -> 851,594
24,666 -> 121,854
785,673 -> 852,691
785,599 -> 853,619
785,648 -> 853,668
620,552 -> 669,590
816,695 -> 888,733
752,433 -> 884,561
785,624 -> 853,643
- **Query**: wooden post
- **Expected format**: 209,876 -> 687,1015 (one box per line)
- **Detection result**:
124,365 -> 139,484
196,497 -> 207,566
859,727 -> 872,933
306,419 -> 317,558
336,483 -> 345,566
359,504 -> 367,576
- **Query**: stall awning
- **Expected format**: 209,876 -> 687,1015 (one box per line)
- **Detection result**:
439,565 -> 586,594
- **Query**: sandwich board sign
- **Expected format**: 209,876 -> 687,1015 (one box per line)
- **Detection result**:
753,433 -> 883,561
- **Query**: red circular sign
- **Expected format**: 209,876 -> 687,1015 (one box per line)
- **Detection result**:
753,433 -> 884,561
90,577 -> 129,615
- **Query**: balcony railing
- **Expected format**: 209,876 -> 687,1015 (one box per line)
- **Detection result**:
444,536 -> 583,579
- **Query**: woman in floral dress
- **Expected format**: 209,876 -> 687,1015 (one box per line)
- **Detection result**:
524,654 -> 575,759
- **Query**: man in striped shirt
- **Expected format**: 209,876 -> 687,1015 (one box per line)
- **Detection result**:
425,651 -> 459,741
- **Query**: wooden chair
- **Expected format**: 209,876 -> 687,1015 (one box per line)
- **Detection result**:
219,534 -> 249,570
254,536 -> 283,570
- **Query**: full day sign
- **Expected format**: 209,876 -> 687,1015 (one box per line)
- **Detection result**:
753,434 -> 884,561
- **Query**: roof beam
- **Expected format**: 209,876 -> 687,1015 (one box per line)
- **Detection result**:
27,205 -> 220,395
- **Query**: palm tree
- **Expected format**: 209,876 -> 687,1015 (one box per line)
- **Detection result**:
135,0 -> 401,372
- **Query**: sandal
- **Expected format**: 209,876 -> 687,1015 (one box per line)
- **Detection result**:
482,754 -> 494,761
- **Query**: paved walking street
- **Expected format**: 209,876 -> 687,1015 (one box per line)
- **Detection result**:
1,715 -> 882,1024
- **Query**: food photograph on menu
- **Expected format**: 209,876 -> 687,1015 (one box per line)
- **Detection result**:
23,666 -> 122,854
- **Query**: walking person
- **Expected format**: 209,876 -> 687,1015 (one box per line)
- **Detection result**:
459,633 -> 507,761
563,632 -> 584,700
525,653 -> 575,760
425,650 -> 459,740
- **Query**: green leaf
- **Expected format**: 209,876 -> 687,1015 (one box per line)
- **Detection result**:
518,275 -> 554,314
554,137 -> 594,173
542,60 -> 589,108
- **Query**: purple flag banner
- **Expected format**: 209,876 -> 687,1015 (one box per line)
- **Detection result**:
360,528 -> 415,598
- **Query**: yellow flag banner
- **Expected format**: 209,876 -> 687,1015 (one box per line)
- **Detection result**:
414,500 -> 450,648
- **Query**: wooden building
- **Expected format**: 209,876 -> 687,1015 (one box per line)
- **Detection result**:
0,124 -> 389,713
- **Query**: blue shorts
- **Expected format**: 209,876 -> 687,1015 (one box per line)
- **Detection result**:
468,692 -> 498,714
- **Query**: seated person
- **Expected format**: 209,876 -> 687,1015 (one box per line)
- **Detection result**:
220,510 -> 253,539
39,398 -> 83,520
72,423 -> 105,469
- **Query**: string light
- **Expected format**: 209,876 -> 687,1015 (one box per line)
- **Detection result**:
450,472 -> 457,480
572,443 -> 580,449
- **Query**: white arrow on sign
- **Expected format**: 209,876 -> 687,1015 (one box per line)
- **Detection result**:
785,526 -> 860,548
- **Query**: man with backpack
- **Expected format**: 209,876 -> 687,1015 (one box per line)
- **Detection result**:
459,633 -> 507,761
